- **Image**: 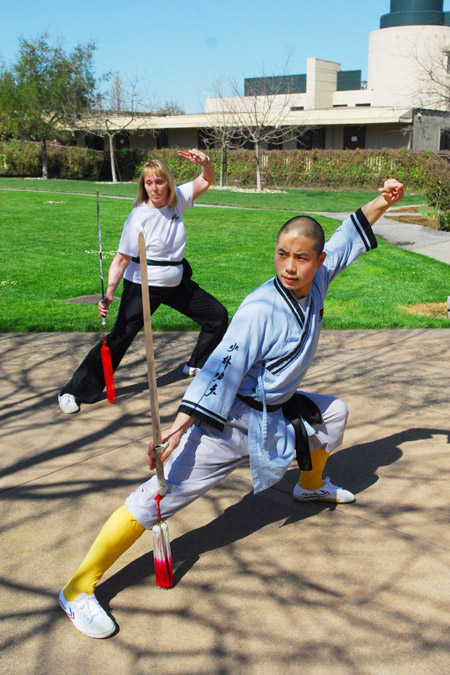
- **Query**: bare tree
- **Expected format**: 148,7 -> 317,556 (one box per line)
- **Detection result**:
206,70 -> 303,191
108,73 -> 127,111
79,72 -> 153,183
201,123 -> 244,187
418,47 -> 450,109
202,78 -> 248,187
155,100 -> 185,116
411,29 -> 450,110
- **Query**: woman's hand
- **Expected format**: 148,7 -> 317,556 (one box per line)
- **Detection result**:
179,148 -> 214,200
177,148 -> 209,166
98,297 -> 111,317
97,252 -> 131,317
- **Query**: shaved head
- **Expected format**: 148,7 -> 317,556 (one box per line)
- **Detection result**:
277,216 -> 325,255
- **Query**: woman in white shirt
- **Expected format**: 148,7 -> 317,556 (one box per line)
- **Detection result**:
58,149 -> 228,414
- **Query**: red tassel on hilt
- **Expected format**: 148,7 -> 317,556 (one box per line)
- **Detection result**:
152,494 -> 173,588
97,189 -> 116,404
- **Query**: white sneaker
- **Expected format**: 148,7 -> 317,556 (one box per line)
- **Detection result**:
293,477 -> 355,504
58,392 -> 80,414
182,364 -> 201,377
59,589 -> 116,639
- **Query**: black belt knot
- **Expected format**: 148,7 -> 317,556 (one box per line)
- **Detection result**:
236,392 -> 322,470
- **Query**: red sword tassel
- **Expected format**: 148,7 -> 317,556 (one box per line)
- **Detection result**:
97,190 -> 116,403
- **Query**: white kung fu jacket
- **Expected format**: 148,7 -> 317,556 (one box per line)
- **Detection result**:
179,209 -> 377,493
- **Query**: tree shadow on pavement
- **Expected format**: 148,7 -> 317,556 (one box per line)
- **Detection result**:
97,426 -> 448,607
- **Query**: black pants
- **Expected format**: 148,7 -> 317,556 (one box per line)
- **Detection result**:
61,276 -> 228,404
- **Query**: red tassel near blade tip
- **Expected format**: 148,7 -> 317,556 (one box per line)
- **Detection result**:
152,494 -> 173,588
101,335 -> 116,403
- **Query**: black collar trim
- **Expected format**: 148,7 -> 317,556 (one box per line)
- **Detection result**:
273,277 -> 305,329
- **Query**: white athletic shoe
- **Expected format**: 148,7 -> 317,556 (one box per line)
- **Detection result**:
293,476 -> 355,504
58,393 -> 80,414
59,589 -> 116,639
182,364 -> 201,377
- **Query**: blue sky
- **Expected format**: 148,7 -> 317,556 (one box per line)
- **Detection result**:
1,1 -> 447,113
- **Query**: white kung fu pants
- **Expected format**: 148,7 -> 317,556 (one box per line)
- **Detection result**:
125,392 -> 349,529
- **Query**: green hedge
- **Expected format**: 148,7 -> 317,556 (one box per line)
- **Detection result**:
1,140 -> 449,194
126,147 -> 450,193
219,147 -> 450,192
0,140 -> 104,180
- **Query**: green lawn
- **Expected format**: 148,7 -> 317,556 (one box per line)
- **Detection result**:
0,185 -> 447,332
198,186 -> 424,212
0,176 -> 424,211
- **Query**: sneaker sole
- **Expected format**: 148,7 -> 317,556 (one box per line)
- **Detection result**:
74,624 -> 116,639
58,395 -> 80,414
59,407 -> 80,414
59,595 -> 116,639
293,495 -> 356,504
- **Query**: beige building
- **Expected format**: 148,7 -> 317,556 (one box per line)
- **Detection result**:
79,0 -> 450,155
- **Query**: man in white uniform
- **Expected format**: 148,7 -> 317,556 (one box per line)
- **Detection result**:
59,179 -> 404,639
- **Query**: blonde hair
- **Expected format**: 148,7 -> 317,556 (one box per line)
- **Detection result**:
134,159 -> 178,208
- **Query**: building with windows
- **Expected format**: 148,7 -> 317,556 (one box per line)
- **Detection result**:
79,0 -> 450,155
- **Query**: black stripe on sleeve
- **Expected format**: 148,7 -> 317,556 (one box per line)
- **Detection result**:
351,208 -> 378,251
178,403 -> 225,431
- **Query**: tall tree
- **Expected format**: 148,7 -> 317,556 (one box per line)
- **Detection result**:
203,77 -> 247,188
79,73 -> 154,183
207,70 -> 303,191
0,34 -> 99,178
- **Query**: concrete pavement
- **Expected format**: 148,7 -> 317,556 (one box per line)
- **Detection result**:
1,327 -> 449,674
1,204 -> 449,673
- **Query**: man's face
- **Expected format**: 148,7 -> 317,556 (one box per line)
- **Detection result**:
274,231 -> 326,298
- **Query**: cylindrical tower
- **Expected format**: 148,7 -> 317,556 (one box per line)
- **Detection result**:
380,0 -> 447,28
367,0 -> 450,109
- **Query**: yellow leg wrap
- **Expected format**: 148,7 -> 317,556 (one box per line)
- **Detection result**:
64,505 -> 145,601
298,448 -> 329,490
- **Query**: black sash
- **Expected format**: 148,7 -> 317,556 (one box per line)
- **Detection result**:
131,256 -> 182,267
236,392 -> 322,470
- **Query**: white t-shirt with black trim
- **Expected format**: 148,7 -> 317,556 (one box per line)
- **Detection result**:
119,181 -> 193,287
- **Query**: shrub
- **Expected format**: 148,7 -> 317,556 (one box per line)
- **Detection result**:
0,140 -> 104,179
0,139 -> 42,176
2,140 -> 450,195
425,176 -> 450,212
438,211 -> 450,231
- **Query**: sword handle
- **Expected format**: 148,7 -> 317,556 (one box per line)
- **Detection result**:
100,298 -> 108,330
154,442 -> 169,496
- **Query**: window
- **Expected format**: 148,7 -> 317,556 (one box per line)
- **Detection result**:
444,51 -> 450,74
440,128 -> 450,151
156,129 -> 169,149
343,126 -> 366,150
297,128 -> 325,150
115,132 -> 129,149
85,133 -> 104,151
